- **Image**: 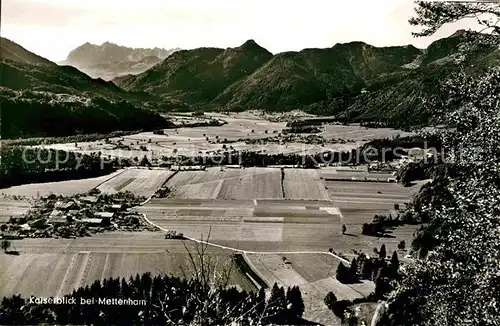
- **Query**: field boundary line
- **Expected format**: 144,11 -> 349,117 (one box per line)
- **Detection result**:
173,170 -> 276,187
140,169 -> 179,205
139,213 -> 351,265
56,253 -> 77,298
161,169 -> 180,187
100,253 -> 110,281
91,167 -> 130,191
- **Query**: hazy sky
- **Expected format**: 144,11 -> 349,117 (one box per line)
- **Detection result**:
2,0 -> 483,62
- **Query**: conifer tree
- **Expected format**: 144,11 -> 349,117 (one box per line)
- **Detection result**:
379,244 -> 387,259
324,291 -> 338,310
336,262 -> 351,283
391,251 -> 400,273
286,286 -> 305,318
349,258 -> 358,282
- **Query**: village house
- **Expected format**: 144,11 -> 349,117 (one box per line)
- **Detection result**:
108,204 -> 123,211
94,212 -> 114,219
54,201 -> 75,211
80,218 -> 104,226
79,196 -> 98,204
19,223 -> 32,233
8,217 -> 27,225
49,209 -> 68,225
28,218 -> 48,229
67,210 -> 79,217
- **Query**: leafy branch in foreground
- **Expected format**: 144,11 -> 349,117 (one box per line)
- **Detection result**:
379,67 -> 500,326
372,6 -> 500,324
410,1 -> 500,37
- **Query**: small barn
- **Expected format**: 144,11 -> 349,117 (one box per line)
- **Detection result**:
94,212 -> 114,219
80,218 -> 104,226
54,201 -> 75,211
80,196 -> 98,204
49,210 -> 68,225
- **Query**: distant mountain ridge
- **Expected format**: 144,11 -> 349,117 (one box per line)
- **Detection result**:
116,39 -> 273,104
114,38 -> 425,109
0,37 -> 170,138
114,31 -> 499,127
61,42 -> 180,80
2,32 -> 498,139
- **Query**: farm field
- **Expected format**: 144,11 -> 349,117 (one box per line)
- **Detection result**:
319,124 -> 413,141
0,198 -> 35,222
216,169 -> 283,200
0,168 -> 175,200
246,253 -> 374,325
0,169 -> 125,198
136,166 -> 419,254
321,168 -> 397,182
138,195 -> 419,257
246,253 -> 341,286
35,112 -> 413,159
136,198 -> 348,252
283,169 -> 329,200
323,179 -> 420,254
326,180 -> 412,210
164,167 -> 283,199
0,232 -> 257,299
6,231 -> 191,253
97,168 -> 176,197
166,167 -> 334,201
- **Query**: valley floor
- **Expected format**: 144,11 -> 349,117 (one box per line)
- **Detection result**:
0,165 -> 422,325
1,114 -> 420,325
31,112 -> 413,161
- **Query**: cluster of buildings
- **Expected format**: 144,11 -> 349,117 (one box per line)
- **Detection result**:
1,191 -> 149,239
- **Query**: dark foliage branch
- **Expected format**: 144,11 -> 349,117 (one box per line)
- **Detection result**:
410,1 -> 500,37
380,67 -> 500,326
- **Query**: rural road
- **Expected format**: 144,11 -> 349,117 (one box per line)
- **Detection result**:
139,190 -> 352,263
140,212 -> 352,264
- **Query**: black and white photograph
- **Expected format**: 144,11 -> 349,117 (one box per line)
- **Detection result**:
0,0 -> 499,325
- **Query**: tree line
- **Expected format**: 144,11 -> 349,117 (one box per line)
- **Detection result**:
0,146 -> 116,189
0,272 -> 308,325
324,245 -> 401,324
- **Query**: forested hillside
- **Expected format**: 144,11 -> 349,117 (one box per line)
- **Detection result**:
0,38 -> 171,139
374,2 -> 500,325
115,32 -> 499,127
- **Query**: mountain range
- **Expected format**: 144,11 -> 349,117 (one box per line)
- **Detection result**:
60,42 -> 180,81
1,32 -> 498,139
115,31 -> 499,127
